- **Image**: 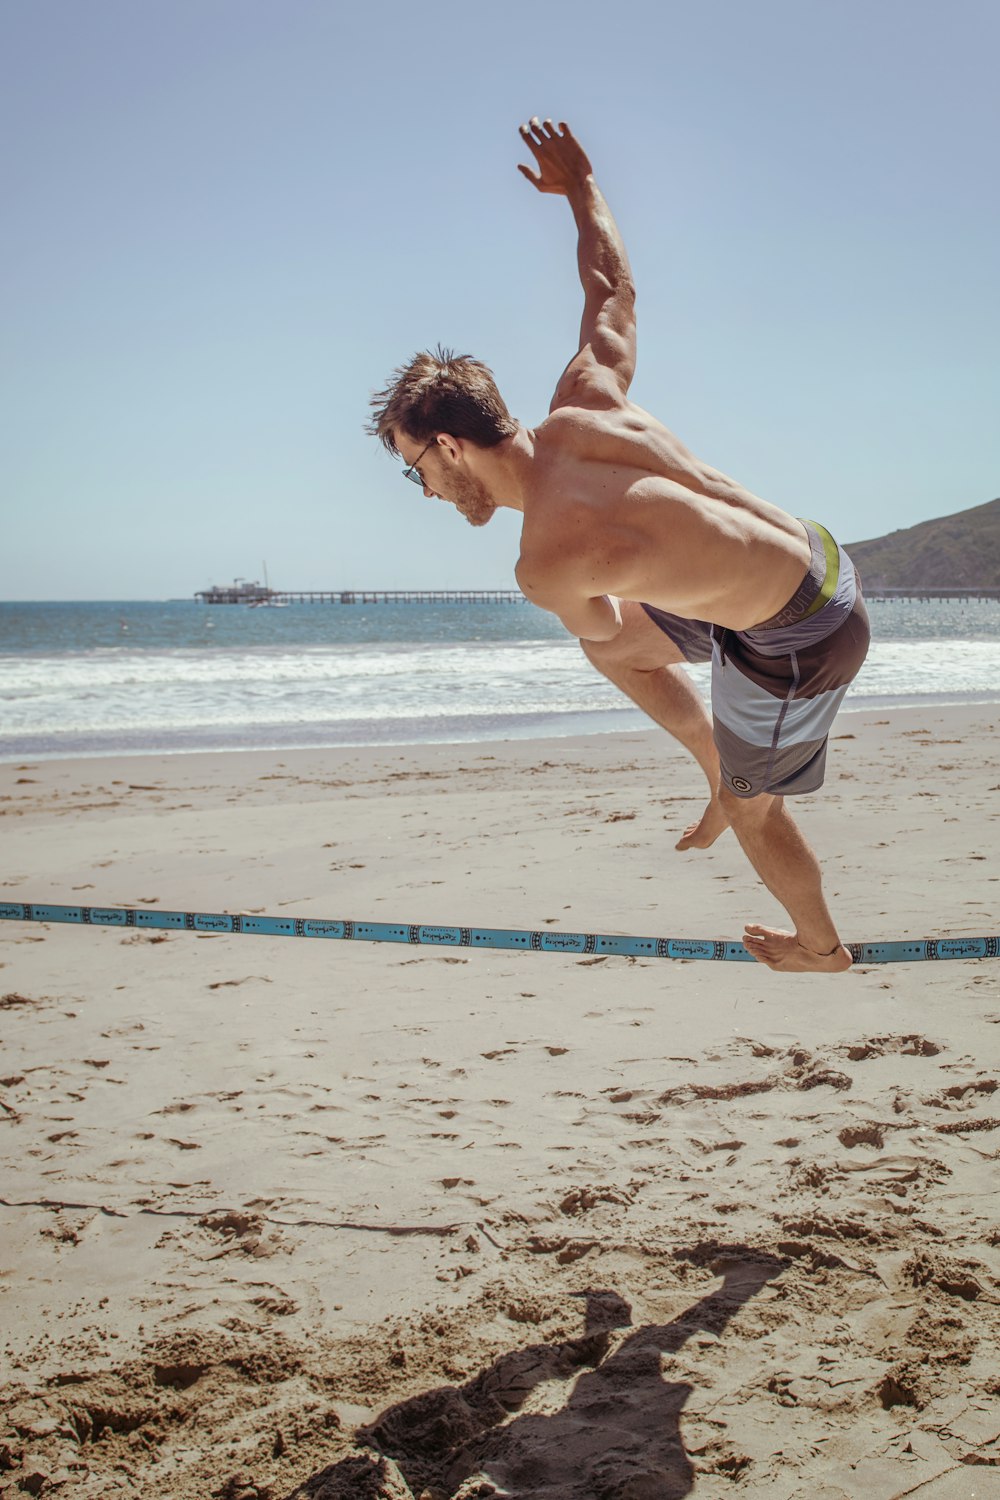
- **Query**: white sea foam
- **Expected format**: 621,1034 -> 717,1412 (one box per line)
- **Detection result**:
2,628 -> 1000,758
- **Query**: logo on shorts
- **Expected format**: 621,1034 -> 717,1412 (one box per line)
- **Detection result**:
731,777 -> 752,792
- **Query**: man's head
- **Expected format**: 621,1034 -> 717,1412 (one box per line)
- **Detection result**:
368,347 -> 517,527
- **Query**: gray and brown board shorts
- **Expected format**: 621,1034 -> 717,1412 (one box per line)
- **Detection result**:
640,521 -> 871,798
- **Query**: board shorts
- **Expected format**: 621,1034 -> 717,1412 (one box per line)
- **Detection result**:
640,520 -> 870,798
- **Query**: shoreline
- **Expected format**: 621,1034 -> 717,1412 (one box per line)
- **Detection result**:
2,699 -> 999,1497
5,688 -> 1000,766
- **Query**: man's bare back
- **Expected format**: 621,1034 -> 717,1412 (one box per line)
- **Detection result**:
517,400 -> 813,632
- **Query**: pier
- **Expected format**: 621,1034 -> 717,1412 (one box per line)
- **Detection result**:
195,583 -> 1000,606
195,585 -> 527,605
281,589 -> 526,604
860,587 -> 1000,603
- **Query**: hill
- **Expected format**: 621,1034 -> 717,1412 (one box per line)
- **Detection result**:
846,497 -> 1000,588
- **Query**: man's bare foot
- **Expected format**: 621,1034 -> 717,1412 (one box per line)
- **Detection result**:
742,923 -> 853,973
675,798 -> 730,852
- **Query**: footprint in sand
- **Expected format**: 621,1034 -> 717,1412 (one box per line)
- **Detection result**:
923,1078 -> 998,1110
837,1123 -> 887,1149
251,1291 -> 298,1317
841,1034 -> 942,1060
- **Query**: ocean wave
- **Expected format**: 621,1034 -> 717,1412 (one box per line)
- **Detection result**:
1,638 -> 999,758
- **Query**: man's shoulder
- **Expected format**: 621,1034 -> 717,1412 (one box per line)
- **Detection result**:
531,400 -> 668,487
548,345 -> 634,415
534,399 -> 633,450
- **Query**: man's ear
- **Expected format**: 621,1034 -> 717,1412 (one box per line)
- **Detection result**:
436,433 -> 462,463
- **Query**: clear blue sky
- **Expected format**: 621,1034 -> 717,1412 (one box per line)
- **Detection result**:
2,0 -> 997,599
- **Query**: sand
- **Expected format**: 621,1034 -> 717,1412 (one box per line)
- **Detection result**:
1,702 -> 998,1499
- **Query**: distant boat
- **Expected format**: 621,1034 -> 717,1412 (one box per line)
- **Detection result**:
250,563 -> 288,606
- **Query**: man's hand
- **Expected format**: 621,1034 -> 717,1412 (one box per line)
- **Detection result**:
518,118 -> 593,196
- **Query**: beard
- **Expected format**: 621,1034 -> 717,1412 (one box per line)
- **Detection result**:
449,473 -> 496,528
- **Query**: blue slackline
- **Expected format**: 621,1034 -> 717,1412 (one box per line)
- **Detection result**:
1,901 -> 998,965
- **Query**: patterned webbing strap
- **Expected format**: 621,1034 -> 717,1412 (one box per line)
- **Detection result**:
1,902 -> 998,965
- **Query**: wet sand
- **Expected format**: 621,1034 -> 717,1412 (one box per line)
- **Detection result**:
1,703 -> 999,1497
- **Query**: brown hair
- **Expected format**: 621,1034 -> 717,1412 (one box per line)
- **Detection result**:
367,346 -> 517,456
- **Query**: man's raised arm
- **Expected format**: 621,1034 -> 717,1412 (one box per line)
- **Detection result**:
518,117 -> 636,407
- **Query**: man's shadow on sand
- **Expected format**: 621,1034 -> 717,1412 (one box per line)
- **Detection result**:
285,1247 -> 785,1500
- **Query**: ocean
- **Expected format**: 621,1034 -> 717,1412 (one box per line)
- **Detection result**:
2,597 -> 1000,761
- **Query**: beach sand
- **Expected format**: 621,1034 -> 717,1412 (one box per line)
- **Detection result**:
1,703 -> 998,1498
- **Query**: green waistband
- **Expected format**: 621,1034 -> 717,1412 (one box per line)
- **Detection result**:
799,519 -> 840,619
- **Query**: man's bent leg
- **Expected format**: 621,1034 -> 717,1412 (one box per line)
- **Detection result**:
719,786 -> 852,974
580,601 -> 727,850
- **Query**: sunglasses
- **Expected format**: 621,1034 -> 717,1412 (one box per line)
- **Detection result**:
402,437 -> 436,486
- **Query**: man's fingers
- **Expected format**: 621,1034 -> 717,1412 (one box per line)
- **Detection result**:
517,162 -> 542,188
519,118 -> 564,151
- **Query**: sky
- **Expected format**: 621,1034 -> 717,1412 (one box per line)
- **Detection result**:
1,0 -> 998,600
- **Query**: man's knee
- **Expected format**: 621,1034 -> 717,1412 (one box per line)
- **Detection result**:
718,783 -> 777,822
580,633 -> 635,672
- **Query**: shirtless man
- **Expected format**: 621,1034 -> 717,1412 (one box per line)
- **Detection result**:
368,119 -> 870,973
